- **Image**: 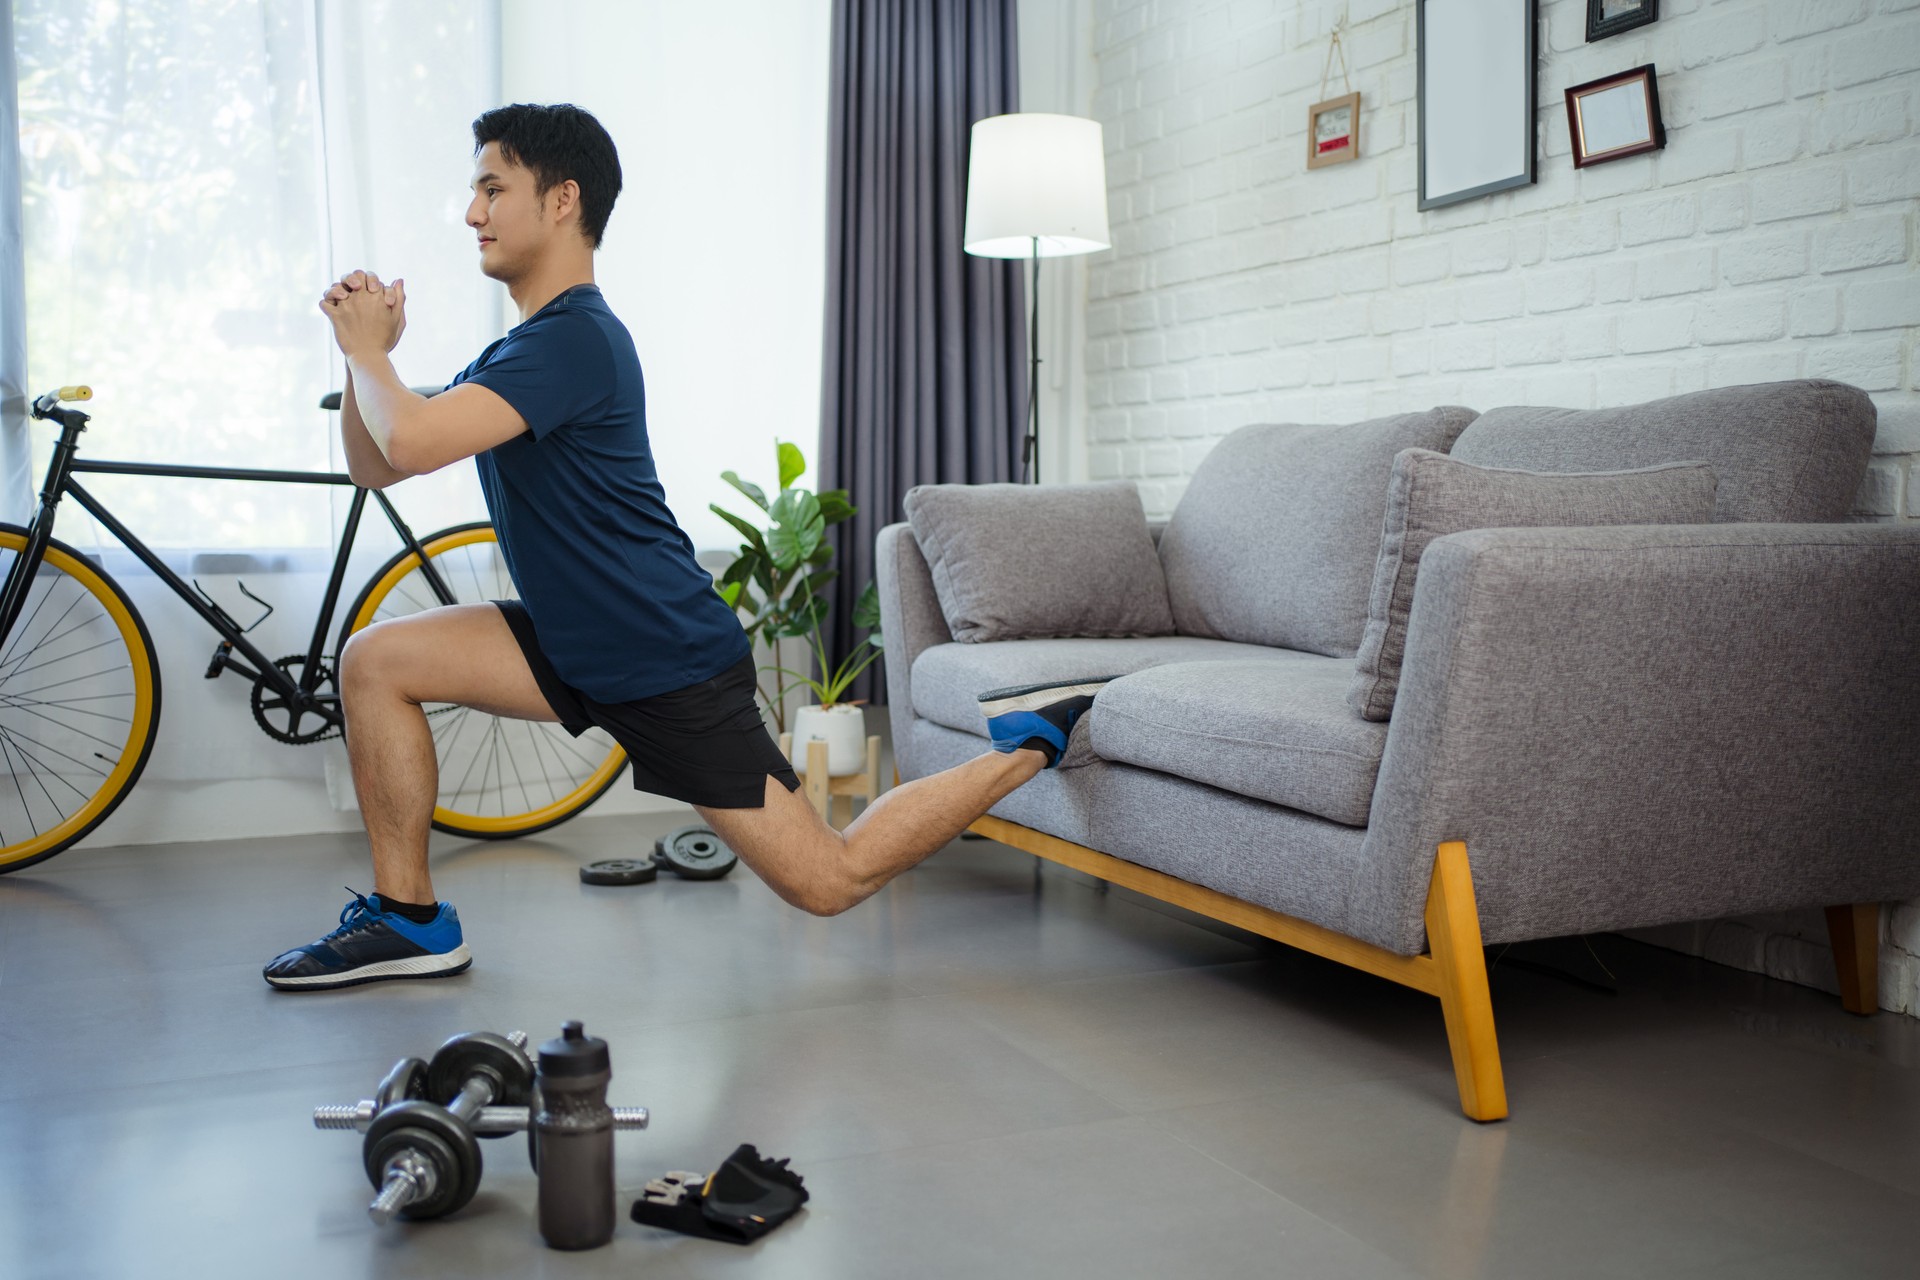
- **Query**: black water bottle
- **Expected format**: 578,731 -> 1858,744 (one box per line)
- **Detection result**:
535,1020 -> 616,1249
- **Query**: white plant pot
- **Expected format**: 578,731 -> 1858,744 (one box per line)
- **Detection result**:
788,704 -> 866,775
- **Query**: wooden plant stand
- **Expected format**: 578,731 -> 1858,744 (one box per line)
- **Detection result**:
779,732 -> 884,830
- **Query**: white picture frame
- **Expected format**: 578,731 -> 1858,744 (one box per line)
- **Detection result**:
1417,0 -> 1538,211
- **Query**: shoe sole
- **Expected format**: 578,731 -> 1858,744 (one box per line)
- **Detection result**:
978,677 -> 1116,718
264,944 -> 473,992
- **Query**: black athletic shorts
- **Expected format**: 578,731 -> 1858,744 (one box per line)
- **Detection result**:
494,600 -> 802,809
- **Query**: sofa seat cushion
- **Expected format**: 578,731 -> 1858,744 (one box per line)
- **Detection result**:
910,636 -> 1313,737
1091,659 -> 1388,827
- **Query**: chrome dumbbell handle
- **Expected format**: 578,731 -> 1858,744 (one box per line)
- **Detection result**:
318,1102 -> 650,1135
368,1150 -> 437,1226
471,1105 -> 650,1133
314,1101 -> 375,1131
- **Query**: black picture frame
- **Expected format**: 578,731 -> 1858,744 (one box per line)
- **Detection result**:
1566,63 -> 1666,168
1587,0 -> 1658,43
1416,0 -> 1538,212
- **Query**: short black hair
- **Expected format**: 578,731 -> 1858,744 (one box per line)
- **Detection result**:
471,103 -> 623,249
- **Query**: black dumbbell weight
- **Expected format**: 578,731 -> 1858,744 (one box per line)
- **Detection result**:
654,824 -> 737,880
425,1030 -> 536,1141
363,1100 -> 484,1224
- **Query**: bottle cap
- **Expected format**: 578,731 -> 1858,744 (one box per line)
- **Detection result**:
538,1019 -> 611,1079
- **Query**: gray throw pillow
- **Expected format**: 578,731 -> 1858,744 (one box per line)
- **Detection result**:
903,481 -> 1174,643
1347,449 -> 1718,721
1158,408 -> 1478,658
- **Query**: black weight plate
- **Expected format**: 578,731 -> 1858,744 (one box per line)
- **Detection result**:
526,1081 -> 541,1174
427,1031 -> 536,1122
363,1100 -> 483,1220
654,824 -> 737,880
580,857 -> 658,886
374,1056 -> 429,1112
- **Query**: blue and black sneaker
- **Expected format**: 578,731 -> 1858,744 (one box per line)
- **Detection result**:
979,676 -> 1118,769
262,889 -> 471,991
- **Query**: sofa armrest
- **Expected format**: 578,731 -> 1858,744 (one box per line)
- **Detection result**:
1355,522 -> 1920,955
874,521 -> 954,779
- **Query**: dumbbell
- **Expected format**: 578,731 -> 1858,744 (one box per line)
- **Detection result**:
314,1030 -> 527,1133
364,1030 -> 536,1224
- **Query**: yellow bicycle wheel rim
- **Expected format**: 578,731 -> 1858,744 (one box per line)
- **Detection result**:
347,524 -> 625,836
0,533 -> 158,869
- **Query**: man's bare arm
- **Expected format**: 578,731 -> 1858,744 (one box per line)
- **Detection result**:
324,274 -> 528,476
339,368 -> 411,490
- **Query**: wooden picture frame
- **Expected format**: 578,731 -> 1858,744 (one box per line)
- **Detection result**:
1586,0 -> 1657,43
1416,0 -> 1538,211
1307,92 -> 1361,169
1566,63 -> 1665,168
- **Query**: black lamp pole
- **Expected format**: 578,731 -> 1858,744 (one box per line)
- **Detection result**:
1022,235 -> 1041,485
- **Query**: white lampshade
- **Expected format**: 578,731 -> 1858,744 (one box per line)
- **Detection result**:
963,113 -> 1111,259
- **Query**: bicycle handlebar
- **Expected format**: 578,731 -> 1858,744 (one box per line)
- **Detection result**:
32,386 -> 91,417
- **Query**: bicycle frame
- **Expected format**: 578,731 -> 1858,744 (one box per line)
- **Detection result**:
0,402 -> 459,739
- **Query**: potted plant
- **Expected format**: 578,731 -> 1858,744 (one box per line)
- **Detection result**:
710,441 -> 883,772
768,577 -> 883,775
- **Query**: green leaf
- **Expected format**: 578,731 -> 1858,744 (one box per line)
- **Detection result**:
806,541 -> 835,566
720,470 -> 769,512
767,490 -> 824,570
777,440 -> 806,492
718,581 -> 742,609
710,504 -> 769,557
816,489 -> 856,525
851,580 -> 880,629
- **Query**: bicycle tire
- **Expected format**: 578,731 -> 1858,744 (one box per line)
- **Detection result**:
340,522 -> 625,840
0,525 -> 162,874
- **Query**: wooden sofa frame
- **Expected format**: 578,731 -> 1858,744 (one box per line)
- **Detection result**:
962,816 -> 1882,1123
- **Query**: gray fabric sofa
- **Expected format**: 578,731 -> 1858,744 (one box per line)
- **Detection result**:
874,379 -> 1920,1121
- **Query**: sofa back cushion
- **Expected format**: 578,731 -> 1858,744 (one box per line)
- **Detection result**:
1157,407 -> 1477,658
903,481 -> 1174,642
1347,450 -> 1720,721
1448,379 -> 1875,522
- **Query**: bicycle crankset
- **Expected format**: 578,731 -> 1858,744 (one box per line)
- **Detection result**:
251,655 -> 342,744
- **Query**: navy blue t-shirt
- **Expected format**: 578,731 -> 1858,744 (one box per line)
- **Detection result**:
448,284 -> 750,702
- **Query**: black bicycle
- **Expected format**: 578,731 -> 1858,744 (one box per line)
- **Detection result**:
0,386 -> 624,873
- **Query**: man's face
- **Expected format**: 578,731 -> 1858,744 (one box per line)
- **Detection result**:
466,141 -> 557,283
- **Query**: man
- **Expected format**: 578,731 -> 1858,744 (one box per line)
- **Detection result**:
263,103 -> 1106,991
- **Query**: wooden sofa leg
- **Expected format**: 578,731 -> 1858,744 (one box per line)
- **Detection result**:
1426,841 -> 1508,1123
1825,903 -> 1879,1016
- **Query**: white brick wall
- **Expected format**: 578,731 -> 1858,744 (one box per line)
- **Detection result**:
1080,0 -> 1920,1011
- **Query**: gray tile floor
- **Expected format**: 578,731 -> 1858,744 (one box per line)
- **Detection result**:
3,812 -> 1919,1279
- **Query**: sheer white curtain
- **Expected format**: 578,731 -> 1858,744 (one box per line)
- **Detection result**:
0,1 -> 34,525
12,0 -> 498,553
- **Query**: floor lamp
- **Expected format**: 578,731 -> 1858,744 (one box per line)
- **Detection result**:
962,113 -> 1111,485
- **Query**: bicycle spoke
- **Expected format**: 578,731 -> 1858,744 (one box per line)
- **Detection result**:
0,610 -> 108,678
501,721 -> 532,815
3,634 -> 127,686
0,574 -> 67,671
0,719 -> 112,782
0,730 -> 43,839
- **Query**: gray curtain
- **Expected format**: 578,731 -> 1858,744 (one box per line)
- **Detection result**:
818,0 -> 1026,709
0,1 -> 36,523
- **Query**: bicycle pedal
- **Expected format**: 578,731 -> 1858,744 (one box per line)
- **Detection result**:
205,640 -> 233,679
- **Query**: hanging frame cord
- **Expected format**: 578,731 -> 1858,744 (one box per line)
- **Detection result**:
1318,19 -> 1352,102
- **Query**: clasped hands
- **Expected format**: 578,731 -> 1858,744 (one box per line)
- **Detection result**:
318,269 -> 406,360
